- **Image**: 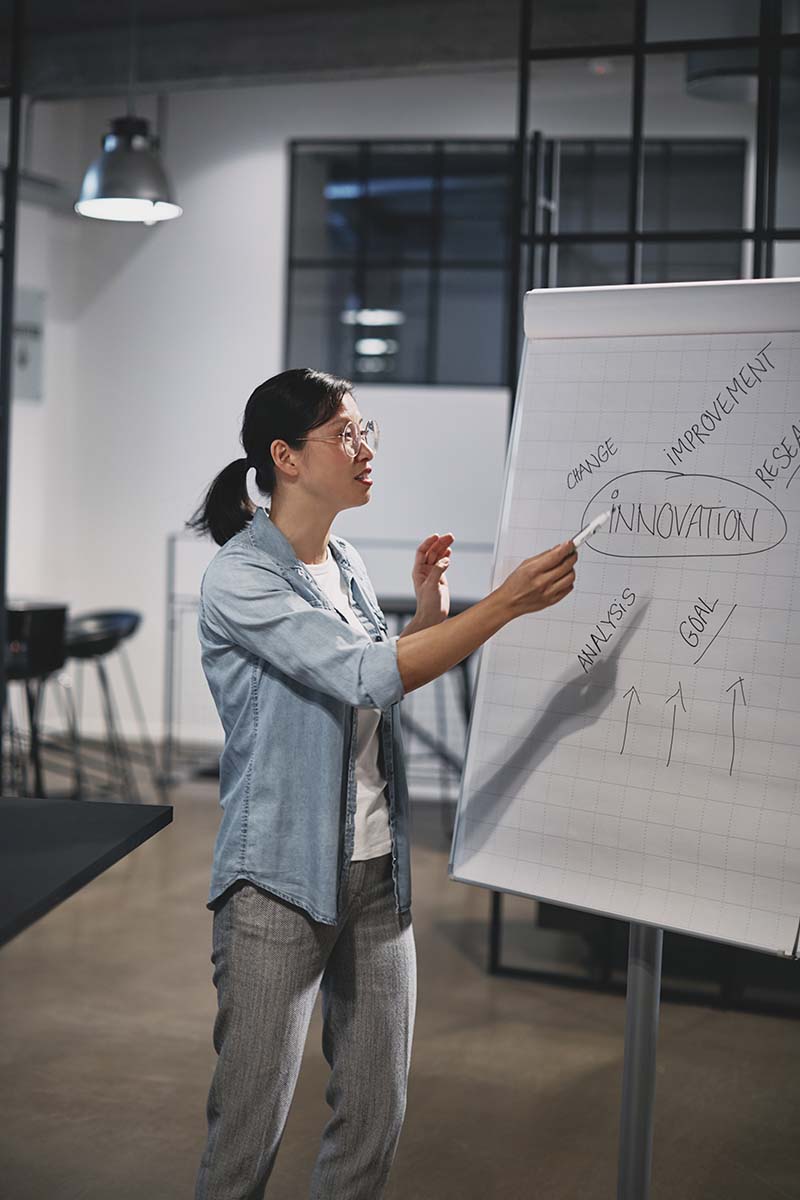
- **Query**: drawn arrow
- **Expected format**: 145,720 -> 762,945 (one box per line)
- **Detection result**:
665,681 -> 686,767
725,676 -> 747,776
619,685 -> 641,755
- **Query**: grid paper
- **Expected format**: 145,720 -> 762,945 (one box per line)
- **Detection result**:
449,328 -> 800,957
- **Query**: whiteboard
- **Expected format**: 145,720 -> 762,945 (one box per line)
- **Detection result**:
449,279 -> 800,958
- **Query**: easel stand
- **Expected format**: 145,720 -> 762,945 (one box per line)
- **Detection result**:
617,923 -> 663,1200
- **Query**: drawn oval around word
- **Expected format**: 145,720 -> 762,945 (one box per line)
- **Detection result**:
580,471 -> 787,559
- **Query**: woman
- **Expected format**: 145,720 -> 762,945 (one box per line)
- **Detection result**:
190,368 -> 577,1199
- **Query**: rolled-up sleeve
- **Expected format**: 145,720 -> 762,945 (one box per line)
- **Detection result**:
201,548 -> 404,710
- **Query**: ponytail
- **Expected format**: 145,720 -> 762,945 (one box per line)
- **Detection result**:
186,456 -> 254,546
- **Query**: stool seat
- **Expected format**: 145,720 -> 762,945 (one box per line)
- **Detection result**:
5,604 -> 68,678
66,610 -> 141,660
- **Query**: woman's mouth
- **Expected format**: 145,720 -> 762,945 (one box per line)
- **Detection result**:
355,469 -> 372,486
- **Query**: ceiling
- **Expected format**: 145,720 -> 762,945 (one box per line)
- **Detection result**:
0,0 -> 526,99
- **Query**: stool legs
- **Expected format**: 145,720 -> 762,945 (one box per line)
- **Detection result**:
117,642 -> 166,798
2,691 -> 30,796
51,673 -> 84,798
95,657 -> 140,803
36,654 -> 148,803
24,679 -> 46,797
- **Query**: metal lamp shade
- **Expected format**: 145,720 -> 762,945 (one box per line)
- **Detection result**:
75,115 -> 182,224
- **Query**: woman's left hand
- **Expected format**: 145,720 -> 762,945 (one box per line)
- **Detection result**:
411,532 -> 454,624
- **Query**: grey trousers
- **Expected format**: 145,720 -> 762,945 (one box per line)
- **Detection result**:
195,854 -> 416,1200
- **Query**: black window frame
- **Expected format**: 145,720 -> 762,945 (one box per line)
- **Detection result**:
537,135 -> 749,287
284,137 -> 515,389
286,131 -> 750,387
509,0 -> 800,396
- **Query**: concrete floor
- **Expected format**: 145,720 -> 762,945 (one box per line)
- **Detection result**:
1,780 -> 799,1200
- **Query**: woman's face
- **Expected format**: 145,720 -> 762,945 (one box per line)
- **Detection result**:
296,393 -> 375,512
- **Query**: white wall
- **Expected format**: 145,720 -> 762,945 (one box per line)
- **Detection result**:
6,57 -> 783,746
9,70 -> 520,744
7,100 -> 84,602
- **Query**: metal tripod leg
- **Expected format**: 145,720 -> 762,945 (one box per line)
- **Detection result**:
617,922 -> 663,1200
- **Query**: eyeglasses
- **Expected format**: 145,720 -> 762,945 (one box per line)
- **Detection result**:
297,418 -> 380,459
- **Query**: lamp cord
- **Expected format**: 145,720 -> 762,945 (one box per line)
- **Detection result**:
127,0 -> 138,118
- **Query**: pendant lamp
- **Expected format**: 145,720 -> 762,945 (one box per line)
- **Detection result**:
75,4 -> 181,225
76,115 -> 181,224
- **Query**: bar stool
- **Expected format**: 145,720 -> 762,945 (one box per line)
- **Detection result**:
4,602 -> 71,797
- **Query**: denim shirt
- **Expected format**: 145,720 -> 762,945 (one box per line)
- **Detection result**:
197,506 -> 411,924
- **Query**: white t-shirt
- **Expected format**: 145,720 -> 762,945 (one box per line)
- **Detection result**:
303,546 -> 392,861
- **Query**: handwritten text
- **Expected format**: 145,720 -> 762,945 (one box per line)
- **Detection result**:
664,342 -> 775,467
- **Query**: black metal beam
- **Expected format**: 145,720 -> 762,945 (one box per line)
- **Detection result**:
426,142 -> 444,384
764,0 -> 782,277
519,228 -> 800,245
289,256 -> 516,270
506,0 -> 531,410
753,1 -> 774,277
0,0 -> 24,793
525,130 -> 543,291
626,0 -> 647,284
529,32 -> 800,60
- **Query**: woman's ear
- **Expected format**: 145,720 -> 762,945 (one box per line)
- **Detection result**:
270,439 -> 300,480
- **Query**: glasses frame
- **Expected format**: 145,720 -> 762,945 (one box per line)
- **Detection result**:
296,418 -> 380,459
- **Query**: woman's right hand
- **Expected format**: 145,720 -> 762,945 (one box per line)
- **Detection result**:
496,541 -> 577,618
396,541 -> 577,695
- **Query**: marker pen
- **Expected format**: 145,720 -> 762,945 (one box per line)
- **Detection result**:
572,509 -> 612,548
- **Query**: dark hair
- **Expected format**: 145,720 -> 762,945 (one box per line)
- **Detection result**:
187,367 -> 352,546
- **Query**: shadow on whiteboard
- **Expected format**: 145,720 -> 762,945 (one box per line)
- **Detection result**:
455,601 -> 651,861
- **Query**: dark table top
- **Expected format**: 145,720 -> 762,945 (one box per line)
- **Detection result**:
0,797 -> 173,947
377,595 -> 476,618
6,599 -> 69,612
